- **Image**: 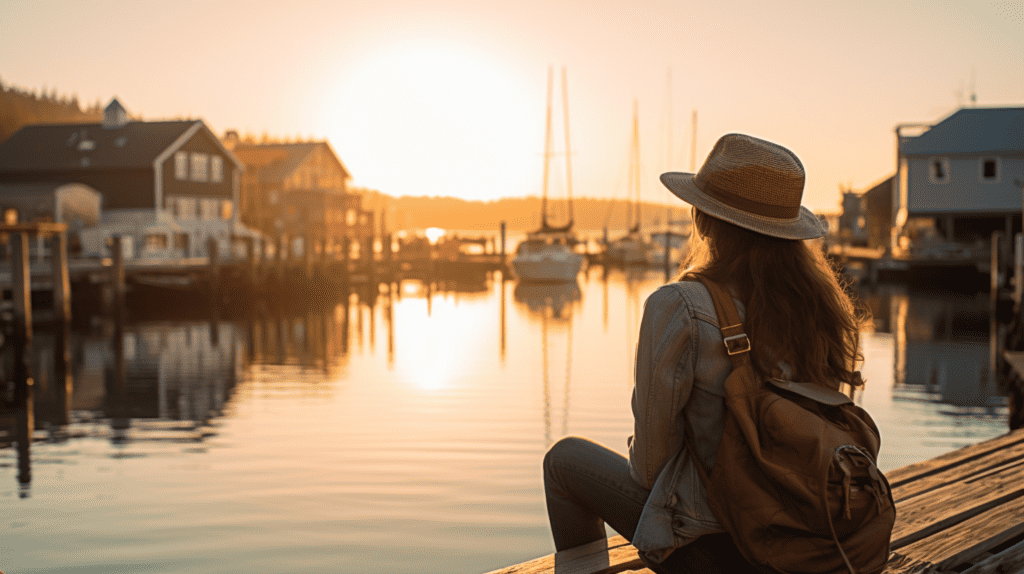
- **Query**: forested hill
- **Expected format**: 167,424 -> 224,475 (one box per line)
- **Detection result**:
0,79 -> 104,141
357,189 -> 688,233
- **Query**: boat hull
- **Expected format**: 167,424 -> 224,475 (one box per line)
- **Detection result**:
511,253 -> 583,283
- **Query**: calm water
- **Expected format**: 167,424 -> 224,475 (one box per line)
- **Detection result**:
1,268 -> 1010,573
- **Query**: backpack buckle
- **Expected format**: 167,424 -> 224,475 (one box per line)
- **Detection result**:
723,333 -> 750,355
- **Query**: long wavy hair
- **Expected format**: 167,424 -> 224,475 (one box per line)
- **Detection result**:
679,209 -> 868,387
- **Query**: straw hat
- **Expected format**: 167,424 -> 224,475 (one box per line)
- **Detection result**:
660,133 -> 826,240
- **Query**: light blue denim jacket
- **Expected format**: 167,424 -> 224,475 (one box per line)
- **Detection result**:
627,280 -> 743,563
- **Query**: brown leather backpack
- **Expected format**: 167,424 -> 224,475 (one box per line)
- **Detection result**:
683,274 -> 896,574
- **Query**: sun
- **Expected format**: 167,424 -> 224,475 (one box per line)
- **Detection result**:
325,40 -> 542,202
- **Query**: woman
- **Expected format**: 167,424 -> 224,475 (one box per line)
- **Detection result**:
543,133 -> 867,573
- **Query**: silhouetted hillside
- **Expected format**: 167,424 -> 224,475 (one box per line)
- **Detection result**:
0,78 -> 103,142
356,188 -> 688,233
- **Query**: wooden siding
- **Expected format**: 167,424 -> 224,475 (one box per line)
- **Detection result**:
906,155 -> 1024,216
160,128 -> 236,201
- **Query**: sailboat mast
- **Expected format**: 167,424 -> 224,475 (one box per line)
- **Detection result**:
561,67 -> 574,226
690,109 -> 698,172
633,99 -> 641,233
542,67 -> 554,229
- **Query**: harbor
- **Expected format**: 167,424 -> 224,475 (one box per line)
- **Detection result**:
3,2 -> 1024,571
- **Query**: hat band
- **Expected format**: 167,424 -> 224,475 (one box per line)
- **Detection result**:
700,179 -> 800,219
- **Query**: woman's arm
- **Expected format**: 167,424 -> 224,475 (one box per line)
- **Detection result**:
628,284 -> 695,490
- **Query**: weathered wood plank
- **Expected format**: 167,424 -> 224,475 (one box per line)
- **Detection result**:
885,429 -> 1024,489
484,535 -> 644,574
894,491 -> 1024,571
959,538 -> 1024,574
891,440 -> 1024,503
891,461 -> 1024,549
879,552 -> 935,574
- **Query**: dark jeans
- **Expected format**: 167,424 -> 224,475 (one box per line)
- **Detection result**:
543,436 -> 758,574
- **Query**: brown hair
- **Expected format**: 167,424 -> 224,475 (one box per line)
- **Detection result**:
679,209 -> 868,387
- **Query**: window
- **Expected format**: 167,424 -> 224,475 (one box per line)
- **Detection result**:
220,200 -> 233,220
929,158 -> 949,184
174,233 -> 189,252
346,209 -> 356,226
177,198 -> 196,219
201,199 -> 218,220
190,153 -> 208,182
144,233 -> 168,251
174,152 -> 188,180
981,158 -> 999,182
211,156 -> 224,183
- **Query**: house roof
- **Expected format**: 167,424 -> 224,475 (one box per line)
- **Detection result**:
231,141 -> 350,183
900,107 -> 1024,156
0,120 -> 201,172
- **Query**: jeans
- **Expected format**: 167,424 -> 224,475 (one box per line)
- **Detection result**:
543,436 -> 758,574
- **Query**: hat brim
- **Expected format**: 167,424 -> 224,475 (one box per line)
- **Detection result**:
660,172 -> 826,240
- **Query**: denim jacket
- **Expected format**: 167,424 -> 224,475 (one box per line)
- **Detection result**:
627,280 -> 742,563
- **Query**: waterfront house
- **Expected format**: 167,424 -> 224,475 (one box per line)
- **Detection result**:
895,107 -> 1024,256
0,99 -> 246,259
226,137 -> 374,256
838,175 -> 894,251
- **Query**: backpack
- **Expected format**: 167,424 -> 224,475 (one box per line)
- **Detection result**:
682,273 -> 896,574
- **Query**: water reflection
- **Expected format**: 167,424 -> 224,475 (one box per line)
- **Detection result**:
860,286 -> 1006,410
513,281 -> 582,320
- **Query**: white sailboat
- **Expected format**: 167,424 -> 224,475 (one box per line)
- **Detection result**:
512,67 -> 584,283
605,100 -> 657,266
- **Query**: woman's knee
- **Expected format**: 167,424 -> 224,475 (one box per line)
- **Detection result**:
544,435 -> 592,474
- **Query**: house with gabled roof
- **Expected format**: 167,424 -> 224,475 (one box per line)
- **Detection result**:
0,99 -> 247,258
895,107 -> 1024,253
226,137 -> 373,253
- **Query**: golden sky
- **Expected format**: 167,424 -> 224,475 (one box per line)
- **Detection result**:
2,0 -> 1022,212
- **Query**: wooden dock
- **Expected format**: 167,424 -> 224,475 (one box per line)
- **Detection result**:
487,428 -> 1024,574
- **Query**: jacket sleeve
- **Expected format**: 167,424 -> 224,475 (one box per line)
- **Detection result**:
628,284 -> 695,490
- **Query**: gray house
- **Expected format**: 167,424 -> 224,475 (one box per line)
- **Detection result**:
895,107 -> 1024,253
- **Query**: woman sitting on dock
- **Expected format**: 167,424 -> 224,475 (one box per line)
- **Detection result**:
542,134 -> 870,573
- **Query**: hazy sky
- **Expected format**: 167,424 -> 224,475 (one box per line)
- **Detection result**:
2,0 -> 1022,212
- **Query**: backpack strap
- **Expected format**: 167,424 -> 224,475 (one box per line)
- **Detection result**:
681,273 -> 751,369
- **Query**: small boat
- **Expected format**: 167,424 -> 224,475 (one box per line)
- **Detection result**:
512,230 -> 584,283
512,67 -> 583,283
605,101 -> 659,266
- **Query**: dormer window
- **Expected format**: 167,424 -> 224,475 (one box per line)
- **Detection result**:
929,158 -> 949,184
980,158 -> 999,183
103,98 -> 129,129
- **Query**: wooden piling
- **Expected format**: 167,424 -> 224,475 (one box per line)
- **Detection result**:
11,232 -> 32,345
9,232 -> 34,496
51,230 -> 71,323
500,221 -> 507,263
206,236 -> 220,297
110,235 -> 126,311
991,231 -> 1002,389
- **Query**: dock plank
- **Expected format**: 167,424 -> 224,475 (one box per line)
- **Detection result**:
891,461 -> 1024,548
885,431 -> 1024,488
484,535 -> 644,574
893,492 -> 1024,571
959,538 -> 1024,574
891,440 -> 1024,503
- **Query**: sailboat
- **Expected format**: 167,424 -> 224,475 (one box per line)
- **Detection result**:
511,67 -> 584,283
605,100 -> 656,266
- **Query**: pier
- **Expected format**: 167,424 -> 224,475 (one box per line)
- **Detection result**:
487,428 -> 1024,574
